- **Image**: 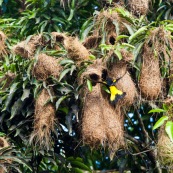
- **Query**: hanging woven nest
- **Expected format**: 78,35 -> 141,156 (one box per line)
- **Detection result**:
64,36 -> 90,65
81,84 -> 106,146
32,53 -> 63,81
139,45 -> 162,100
93,7 -> 129,40
51,32 -> 68,50
30,88 -> 56,149
81,59 -> 125,153
157,128 -> 173,170
83,35 -> 102,49
0,31 -> 7,57
127,0 -> 150,16
12,34 -> 44,59
108,60 -> 137,106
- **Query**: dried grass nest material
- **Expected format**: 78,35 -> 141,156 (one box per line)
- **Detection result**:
83,35 -> 102,49
93,8 -> 129,37
0,31 -> 7,56
81,60 -> 125,152
0,137 -> 9,149
157,129 -> 173,170
30,88 -> 56,149
139,45 -> 162,100
32,54 -> 63,81
81,83 -> 125,150
64,36 -> 90,64
12,34 -> 44,59
127,0 -> 150,16
108,61 -> 137,106
51,32 -> 68,43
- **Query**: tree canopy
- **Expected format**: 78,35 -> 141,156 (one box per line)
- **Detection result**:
0,0 -> 173,173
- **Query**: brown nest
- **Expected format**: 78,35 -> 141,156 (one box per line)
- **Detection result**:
81,60 -> 125,154
157,128 -> 173,170
0,31 -> 7,57
127,0 -> 150,16
0,137 -> 9,149
32,53 -> 62,81
12,34 -> 44,59
51,32 -> 68,50
139,45 -> 162,100
81,83 -> 124,151
108,61 -> 137,106
93,7 -> 130,41
30,88 -> 56,149
64,36 -> 90,65
83,35 -> 102,49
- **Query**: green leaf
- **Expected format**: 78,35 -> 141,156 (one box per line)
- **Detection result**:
21,89 -> 30,101
56,96 -> 68,110
102,85 -> 110,94
89,55 -> 96,60
0,0 -> 3,6
129,26 -> 148,42
148,109 -> 166,113
153,116 -> 168,130
60,59 -> 74,65
114,49 -> 122,60
70,161 -> 91,171
58,68 -> 71,82
87,79 -> 92,92
71,168 -> 83,173
10,99 -> 23,120
165,121 -> 173,142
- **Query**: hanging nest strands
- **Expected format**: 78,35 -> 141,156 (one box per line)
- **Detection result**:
30,89 -> 56,149
82,84 -> 106,146
157,129 -> 173,170
81,60 -> 125,152
127,0 -> 150,16
93,7 -> 130,42
0,31 -> 7,57
108,60 -> 137,106
139,45 -> 162,100
32,54 -> 62,81
51,32 -> 68,50
64,36 -> 90,65
12,34 -> 44,59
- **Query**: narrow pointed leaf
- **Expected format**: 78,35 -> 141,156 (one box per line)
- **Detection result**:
165,121 -> 173,142
153,116 -> 168,130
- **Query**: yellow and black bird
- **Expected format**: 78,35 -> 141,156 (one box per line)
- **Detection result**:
105,77 -> 126,105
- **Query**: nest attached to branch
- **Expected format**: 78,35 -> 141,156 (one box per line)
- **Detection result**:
12,34 -> 44,59
127,0 -> 150,16
108,55 -> 137,106
93,7 -> 130,42
81,60 -> 125,154
32,53 -> 62,81
0,31 -> 7,57
30,89 -> 56,149
139,44 -> 162,100
64,36 -> 90,65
